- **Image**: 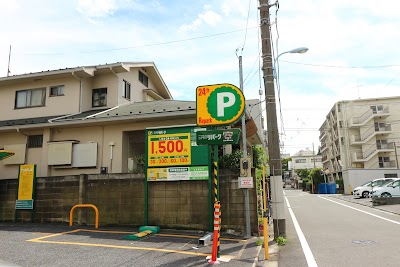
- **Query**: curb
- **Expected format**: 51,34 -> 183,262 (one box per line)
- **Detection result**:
328,194 -> 400,216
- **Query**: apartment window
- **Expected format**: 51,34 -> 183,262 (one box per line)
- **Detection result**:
139,71 -> 148,87
27,135 -> 43,148
339,121 -> 343,128
311,158 -> 322,162
371,105 -> 383,114
374,122 -> 386,131
337,103 -> 341,112
15,88 -> 46,108
379,156 -> 390,168
50,85 -> 64,96
295,159 -> 306,163
92,88 -> 107,107
124,80 -> 131,100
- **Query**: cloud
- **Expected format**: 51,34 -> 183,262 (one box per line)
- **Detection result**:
76,0 -> 117,19
179,7 -> 222,33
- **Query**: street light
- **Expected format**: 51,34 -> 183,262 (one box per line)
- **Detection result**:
273,47 -> 309,79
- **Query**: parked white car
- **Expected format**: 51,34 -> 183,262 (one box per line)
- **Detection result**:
371,179 -> 400,197
353,178 -> 396,198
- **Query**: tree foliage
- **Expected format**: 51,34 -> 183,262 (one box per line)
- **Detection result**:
295,168 -> 311,179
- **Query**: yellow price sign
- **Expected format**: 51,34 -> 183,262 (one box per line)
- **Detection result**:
148,133 -> 191,167
18,164 -> 35,200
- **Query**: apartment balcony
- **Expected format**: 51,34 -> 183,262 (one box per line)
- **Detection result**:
319,131 -> 327,141
370,160 -> 397,169
353,142 -> 395,162
322,155 -> 328,163
350,125 -> 392,145
320,143 -> 328,153
352,144 -> 378,162
350,107 -> 390,127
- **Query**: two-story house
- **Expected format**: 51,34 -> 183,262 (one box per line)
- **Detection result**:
0,62 -> 263,180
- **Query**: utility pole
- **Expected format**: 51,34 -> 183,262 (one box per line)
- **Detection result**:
259,0 -> 285,237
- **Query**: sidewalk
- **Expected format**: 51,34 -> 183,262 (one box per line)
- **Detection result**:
253,221 -> 278,267
328,194 -> 400,215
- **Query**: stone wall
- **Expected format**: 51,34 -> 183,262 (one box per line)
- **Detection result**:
0,170 -> 258,233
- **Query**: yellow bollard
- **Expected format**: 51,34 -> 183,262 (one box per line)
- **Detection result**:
348,184 -> 352,195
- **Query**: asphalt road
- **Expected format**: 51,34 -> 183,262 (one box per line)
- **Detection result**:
279,189 -> 400,267
0,224 -> 261,267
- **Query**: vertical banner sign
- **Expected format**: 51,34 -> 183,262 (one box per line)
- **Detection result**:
16,164 -> 35,209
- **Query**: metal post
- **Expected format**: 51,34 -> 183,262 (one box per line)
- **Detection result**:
239,55 -> 251,237
394,142 -> 399,169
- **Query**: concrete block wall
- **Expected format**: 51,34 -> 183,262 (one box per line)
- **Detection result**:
0,170 -> 258,233
148,180 -> 209,229
0,179 -> 18,221
219,169 -> 258,233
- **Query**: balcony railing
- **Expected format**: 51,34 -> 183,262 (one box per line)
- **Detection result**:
352,106 -> 390,126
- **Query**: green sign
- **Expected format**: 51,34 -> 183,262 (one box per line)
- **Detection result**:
196,129 -> 241,145
147,166 -> 209,181
15,199 -> 33,209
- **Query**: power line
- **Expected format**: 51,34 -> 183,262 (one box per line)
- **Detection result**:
16,27 -> 258,56
280,60 -> 400,69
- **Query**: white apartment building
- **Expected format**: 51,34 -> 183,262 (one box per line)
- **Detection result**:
319,96 -> 400,193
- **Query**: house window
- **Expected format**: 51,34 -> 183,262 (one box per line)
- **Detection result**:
124,80 -> 131,100
139,71 -> 148,87
50,85 -> 64,96
92,88 -> 107,107
27,135 -> 43,148
15,88 -> 46,108
295,159 -> 306,163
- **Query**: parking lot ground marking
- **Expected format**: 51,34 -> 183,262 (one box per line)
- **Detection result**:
27,229 -> 81,242
78,229 -> 137,234
155,233 -> 248,243
27,239 -> 210,257
25,228 -> 247,258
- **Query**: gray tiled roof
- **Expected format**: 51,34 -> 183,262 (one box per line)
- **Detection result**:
88,100 -> 195,119
0,115 -> 62,127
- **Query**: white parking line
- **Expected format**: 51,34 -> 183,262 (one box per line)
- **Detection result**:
318,196 -> 400,225
285,197 -> 318,267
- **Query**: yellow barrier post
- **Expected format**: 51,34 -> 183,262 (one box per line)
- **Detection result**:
70,204 -> 99,229
262,165 -> 269,260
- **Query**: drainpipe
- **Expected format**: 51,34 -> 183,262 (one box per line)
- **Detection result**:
71,71 -> 83,113
109,141 -> 115,173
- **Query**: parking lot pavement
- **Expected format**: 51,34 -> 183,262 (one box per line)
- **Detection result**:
327,194 -> 400,215
0,223 -> 263,267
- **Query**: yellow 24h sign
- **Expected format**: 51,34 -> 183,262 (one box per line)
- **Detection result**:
196,83 -> 245,126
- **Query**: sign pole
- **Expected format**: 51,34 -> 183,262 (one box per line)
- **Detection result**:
208,144 -> 214,232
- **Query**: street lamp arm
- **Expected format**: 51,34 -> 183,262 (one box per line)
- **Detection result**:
273,47 -> 309,79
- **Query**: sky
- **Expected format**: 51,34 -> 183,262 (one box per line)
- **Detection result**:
1,0 -> 400,156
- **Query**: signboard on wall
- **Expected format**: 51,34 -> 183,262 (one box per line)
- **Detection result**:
16,164 -> 36,209
146,126 -> 209,168
147,166 -> 209,181
147,132 -> 191,167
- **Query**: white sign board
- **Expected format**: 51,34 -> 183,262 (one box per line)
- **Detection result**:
238,177 -> 254,188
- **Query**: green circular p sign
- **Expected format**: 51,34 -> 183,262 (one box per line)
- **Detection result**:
196,83 -> 245,126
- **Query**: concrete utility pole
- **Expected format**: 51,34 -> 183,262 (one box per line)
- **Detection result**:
259,0 -> 286,237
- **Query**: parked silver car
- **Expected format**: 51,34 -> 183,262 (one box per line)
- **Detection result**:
353,178 -> 396,198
